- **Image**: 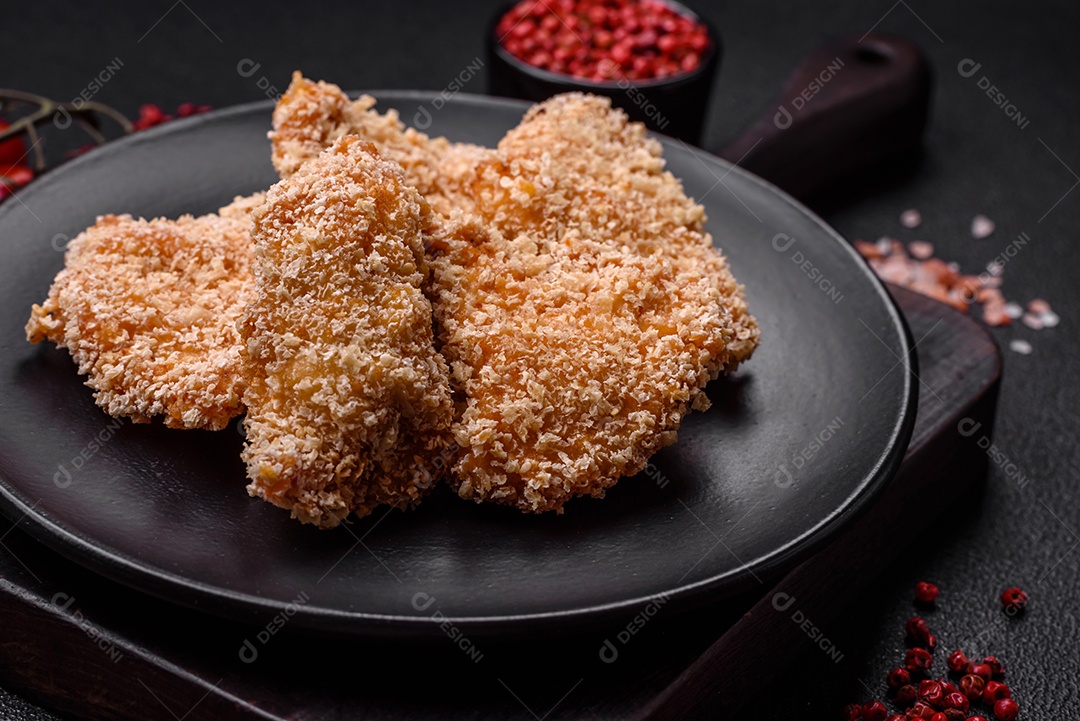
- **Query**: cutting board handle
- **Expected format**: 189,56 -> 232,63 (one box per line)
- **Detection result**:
719,33 -> 932,200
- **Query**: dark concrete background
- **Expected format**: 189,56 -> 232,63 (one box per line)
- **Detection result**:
3,0 -> 1078,717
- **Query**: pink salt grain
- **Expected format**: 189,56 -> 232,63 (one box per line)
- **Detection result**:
901,209 -> 922,229
1021,313 -> 1045,330
971,214 -> 995,239
1028,298 -> 1051,314
908,241 -> 934,259
1009,339 -> 1032,355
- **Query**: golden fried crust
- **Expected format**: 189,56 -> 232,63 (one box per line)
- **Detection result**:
270,71 -> 492,217
472,92 -> 759,367
24,194 -> 262,430
429,93 -> 760,513
242,136 -> 454,528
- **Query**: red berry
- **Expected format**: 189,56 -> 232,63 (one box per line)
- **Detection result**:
895,684 -> 917,705
0,120 -> 27,167
959,674 -> 986,700
993,698 -> 1019,721
942,692 -> 969,714
886,716 -> 906,721
917,679 -> 943,706
983,681 -> 1011,705
0,162 -> 34,189
905,617 -> 933,647
132,103 -> 171,131
968,717 -> 989,721
914,581 -> 939,604
982,656 -> 1005,677
946,650 -> 968,672
906,702 -> 935,719
999,587 -> 1027,613
841,703 -> 863,720
888,667 -> 912,690
863,701 -> 888,721
969,663 -> 992,681
905,647 -> 933,673
929,714 -> 947,721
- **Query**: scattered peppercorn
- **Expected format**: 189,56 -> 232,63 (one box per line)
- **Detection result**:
947,650 -> 969,673
999,587 -> 1027,614
992,698 -> 1019,721
914,581 -> 939,604
968,663 -> 992,681
895,684 -> 918,706
862,700 -> 888,721
959,674 -> 986,701
905,617 -> 933,647
905,647 -> 934,674
982,656 -> 1005,677
918,679 -> 944,707
983,681 -> 1011,706
842,703 -> 863,720
942,691 -> 970,714
907,701 -> 936,719
887,667 -> 912,691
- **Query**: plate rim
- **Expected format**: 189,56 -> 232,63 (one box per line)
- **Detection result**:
0,91 -> 917,636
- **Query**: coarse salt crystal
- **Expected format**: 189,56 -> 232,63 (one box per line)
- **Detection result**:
1003,302 -> 1023,319
1021,313 -> 1044,330
1027,298 -> 1051,314
1008,339 -> 1032,355
908,241 -> 934,259
900,209 -> 922,228
1040,311 -> 1060,328
971,214 -> 995,239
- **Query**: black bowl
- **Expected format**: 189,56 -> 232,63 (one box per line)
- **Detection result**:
487,1 -> 720,143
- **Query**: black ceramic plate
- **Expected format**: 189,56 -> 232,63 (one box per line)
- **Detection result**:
0,92 -> 915,637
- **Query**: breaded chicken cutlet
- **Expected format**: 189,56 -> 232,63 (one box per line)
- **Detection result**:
429,93 -> 760,513
270,72 -> 492,218
241,136 -> 455,528
25,193 -> 264,430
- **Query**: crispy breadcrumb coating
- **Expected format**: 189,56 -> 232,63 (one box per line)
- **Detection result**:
25,194 -> 263,430
429,93 -> 760,513
241,136 -> 454,528
270,72 -> 491,217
